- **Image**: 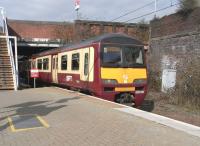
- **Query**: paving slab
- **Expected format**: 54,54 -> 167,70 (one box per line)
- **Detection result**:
0,87 -> 200,146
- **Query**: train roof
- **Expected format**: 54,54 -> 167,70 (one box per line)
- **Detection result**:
32,33 -> 143,58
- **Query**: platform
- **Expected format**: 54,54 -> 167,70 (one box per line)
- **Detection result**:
0,87 -> 200,146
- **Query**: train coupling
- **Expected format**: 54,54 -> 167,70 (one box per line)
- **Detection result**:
115,93 -> 135,106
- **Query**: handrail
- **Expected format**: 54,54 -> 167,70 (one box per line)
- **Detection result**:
9,41 -> 17,90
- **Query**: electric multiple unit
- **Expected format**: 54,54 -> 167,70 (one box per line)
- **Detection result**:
30,33 -> 147,107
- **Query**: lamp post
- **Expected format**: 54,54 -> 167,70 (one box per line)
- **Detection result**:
154,0 -> 157,17
0,7 -> 5,32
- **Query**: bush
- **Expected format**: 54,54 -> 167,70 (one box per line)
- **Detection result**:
174,58 -> 200,109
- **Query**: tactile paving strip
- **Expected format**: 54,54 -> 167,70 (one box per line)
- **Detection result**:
8,115 -> 49,132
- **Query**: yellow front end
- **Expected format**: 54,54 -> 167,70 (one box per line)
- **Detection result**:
101,68 -> 147,91
100,67 -> 147,106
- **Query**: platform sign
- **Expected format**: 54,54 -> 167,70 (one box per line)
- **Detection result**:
30,69 -> 39,78
30,69 -> 39,88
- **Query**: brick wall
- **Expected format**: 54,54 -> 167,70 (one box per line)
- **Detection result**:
74,20 -> 149,44
8,20 -> 74,43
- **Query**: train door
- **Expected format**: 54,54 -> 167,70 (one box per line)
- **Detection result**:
80,47 -> 94,85
52,55 -> 58,83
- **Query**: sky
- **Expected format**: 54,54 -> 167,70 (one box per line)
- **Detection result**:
0,0 -> 180,23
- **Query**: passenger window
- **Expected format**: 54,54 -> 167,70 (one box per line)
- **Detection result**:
37,59 -> 42,70
61,55 -> 67,70
43,58 -> 49,70
52,58 -> 55,69
84,53 -> 89,76
72,53 -> 79,70
56,58 -> 58,69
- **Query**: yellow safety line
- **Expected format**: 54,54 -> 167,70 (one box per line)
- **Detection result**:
7,115 -> 49,132
11,127 -> 45,132
36,116 -> 50,128
7,117 -> 16,132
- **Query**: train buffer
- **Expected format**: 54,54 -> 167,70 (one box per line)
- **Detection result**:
0,87 -> 199,146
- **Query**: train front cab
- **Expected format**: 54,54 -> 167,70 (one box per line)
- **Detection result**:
99,44 -> 147,107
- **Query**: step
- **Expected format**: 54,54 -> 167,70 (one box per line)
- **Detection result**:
0,82 -> 14,85
0,86 -> 14,90
0,58 -> 10,60
0,82 -> 14,87
0,87 -> 14,90
0,50 -> 8,52
0,48 -> 8,51
0,49 -> 8,52
0,39 -> 7,42
0,45 -> 8,48
0,61 -> 10,64
0,64 -> 11,66
0,59 -> 10,61
0,71 -> 12,73
0,55 -> 9,57
0,85 -> 14,88
0,62 -> 11,64
0,66 -> 12,69
0,63 -> 11,65
0,65 -> 12,68
0,51 -> 8,53
0,41 -> 7,43
0,81 -> 14,86
0,55 -> 10,59
0,73 -> 12,76
0,54 -> 9,57
0,77 -> 13,80
0,77 -> 13,81
0,71 -> 12,74
0,58 -> 10,61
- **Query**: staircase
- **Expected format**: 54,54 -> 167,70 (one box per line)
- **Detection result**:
0,36 -> 15,90
0,8 -> 18,91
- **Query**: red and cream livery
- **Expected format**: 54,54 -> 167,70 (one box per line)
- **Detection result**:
31,33 -> 147,106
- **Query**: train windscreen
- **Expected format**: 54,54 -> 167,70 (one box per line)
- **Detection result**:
101,45 -> 145,68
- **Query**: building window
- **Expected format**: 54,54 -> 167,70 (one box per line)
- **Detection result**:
61,55 -> 67,70
37,59 -> 42,70
84,53 -> 89,76
72,53 -> 79,70
43,58 -> 49,70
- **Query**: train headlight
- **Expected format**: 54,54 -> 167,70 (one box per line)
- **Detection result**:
102,79 -> 118,85
133,79 -> 147,86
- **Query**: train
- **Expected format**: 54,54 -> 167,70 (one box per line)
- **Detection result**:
30,33 -> 147,107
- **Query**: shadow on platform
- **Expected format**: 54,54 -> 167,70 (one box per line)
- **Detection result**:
0,96 -> 80,132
